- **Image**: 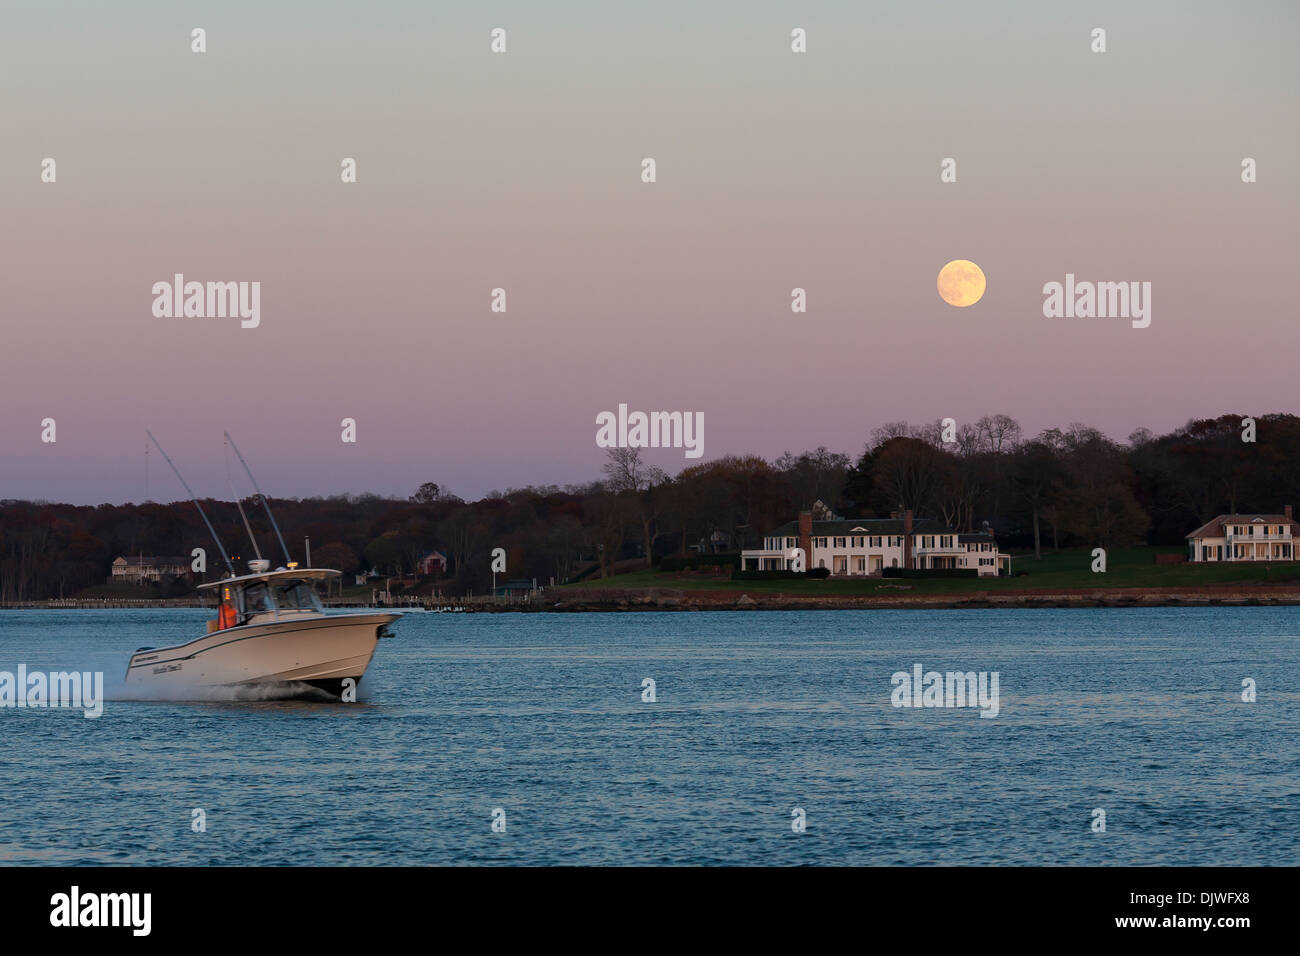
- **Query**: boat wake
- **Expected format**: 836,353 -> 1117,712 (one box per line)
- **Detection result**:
110,677 -> 341,703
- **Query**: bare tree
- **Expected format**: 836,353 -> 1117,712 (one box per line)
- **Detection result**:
975,414 -> 1024,454
774,446 -> 851,510
1012,441 -> 1064,559
869,421 -> 916,450
953,422 -> 982,458
871,437 -> 948,515
1127,427 -> 1155,448
600,448 -> 667,569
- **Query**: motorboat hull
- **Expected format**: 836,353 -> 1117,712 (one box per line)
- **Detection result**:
124,612 -> 399,699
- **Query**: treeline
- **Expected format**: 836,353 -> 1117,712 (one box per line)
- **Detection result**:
2,413 -> 1297,600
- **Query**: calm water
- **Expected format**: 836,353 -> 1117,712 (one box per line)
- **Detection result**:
0,607 -> 1296,866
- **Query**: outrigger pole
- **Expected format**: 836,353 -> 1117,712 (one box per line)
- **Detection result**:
227,468 -> 264,563
146,430 -> 236,576
223,434 -> 263,563
224,431 -> 292,566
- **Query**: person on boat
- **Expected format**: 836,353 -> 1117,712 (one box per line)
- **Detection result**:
217,586 -> 239,630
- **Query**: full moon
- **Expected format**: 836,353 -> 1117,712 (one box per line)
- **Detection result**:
937,259 -> 986,307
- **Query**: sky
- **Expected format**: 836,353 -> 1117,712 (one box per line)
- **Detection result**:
2,1 -> 1297,505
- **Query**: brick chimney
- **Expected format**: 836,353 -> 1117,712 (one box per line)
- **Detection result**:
798,510 -> 813,568
903,509 -> 914,569
1286,505 -> 1293,521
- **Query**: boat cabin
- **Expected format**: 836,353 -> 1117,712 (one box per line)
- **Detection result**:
198,566 -> 340,631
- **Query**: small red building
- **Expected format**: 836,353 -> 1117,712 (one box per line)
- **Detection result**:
417,551 -> 448,576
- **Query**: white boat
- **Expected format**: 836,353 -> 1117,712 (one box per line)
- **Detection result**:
130,431 -> 400,699
124,563 -> 398,699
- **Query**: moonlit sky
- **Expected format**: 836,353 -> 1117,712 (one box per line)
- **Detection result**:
2,1 -> 1297,505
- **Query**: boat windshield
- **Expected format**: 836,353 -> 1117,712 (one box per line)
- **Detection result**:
241,582 -> 275,616
272,579 -> 324,613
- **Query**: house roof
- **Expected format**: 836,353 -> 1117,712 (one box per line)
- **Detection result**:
1186,515 -> 1300,539
114,555 -> 189,566
767,517 -> 961,537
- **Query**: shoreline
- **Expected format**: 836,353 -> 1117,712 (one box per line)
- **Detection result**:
6,584 -> 1300,612
538,584 -> 1300,611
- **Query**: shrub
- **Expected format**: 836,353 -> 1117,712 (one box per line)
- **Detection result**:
660,552 -> 741,572
733,568 -> 830,581
882,567 -> 979,579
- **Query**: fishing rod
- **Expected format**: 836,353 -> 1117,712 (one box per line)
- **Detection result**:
145,430 -> 235,576
225,437 -> 263,563
224,431 -> 292,566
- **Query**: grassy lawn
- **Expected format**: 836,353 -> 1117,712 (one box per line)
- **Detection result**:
563,547 -> 1300,595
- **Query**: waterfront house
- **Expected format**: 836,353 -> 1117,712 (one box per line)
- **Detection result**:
740,510 -> 1009,577
110,555 -> 191,583
1185,506 -> 1299,562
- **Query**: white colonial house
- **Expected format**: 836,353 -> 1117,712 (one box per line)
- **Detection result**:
110,555 -> 191,583
1186,507 -> 1298,562
740,510 -> 1009,577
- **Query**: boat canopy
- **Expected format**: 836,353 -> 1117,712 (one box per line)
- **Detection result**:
197,567 -> 341,591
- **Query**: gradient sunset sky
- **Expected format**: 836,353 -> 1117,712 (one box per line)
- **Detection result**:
2,1 -> 1297,505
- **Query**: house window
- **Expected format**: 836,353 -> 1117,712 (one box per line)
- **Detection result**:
834,537 -> 846,547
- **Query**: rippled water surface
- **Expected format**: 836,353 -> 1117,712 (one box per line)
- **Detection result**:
1,607 -> 1296,865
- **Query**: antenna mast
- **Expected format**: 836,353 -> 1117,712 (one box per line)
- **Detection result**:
224,431 -> 292,565
146,430 -> 235,576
